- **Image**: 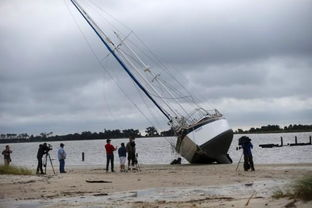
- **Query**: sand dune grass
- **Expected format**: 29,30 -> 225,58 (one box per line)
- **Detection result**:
273,175 -> 312,201
0,165 -> 32,175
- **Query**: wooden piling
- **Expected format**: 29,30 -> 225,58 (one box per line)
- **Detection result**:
280,136 -> 283,146
82,152 -> 85,161
295,136 -> 298,144
310,136 -> 311,144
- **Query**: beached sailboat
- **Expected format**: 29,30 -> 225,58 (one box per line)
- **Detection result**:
70,0 -> 233,164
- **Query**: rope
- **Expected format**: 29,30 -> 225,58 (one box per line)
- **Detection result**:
64,0 -> 177,148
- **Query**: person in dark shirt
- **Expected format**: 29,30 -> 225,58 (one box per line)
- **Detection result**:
105,139 -> 116,172
242,138 -> 255,171
2,145 -> 12,166
118,143 -> 127,172
126,136 -> 136,170
36,143 -> 48,174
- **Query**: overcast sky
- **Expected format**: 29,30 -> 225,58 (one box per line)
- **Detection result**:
1,0 -> 312,135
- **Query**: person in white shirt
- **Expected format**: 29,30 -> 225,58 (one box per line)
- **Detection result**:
57,143 -> 67,173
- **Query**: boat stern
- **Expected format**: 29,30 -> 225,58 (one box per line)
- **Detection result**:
175,118 -> 233,164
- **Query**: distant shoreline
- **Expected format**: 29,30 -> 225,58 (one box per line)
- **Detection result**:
235,130 -> 312,134
0,135 -> 163,144
0,131 -> 311,144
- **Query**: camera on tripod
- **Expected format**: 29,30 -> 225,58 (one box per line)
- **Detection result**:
42,143 -> 55,174
46,143 -> 53,152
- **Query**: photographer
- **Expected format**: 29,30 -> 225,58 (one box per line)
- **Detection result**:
36,143 -> 49,174
239,136 -> 255,171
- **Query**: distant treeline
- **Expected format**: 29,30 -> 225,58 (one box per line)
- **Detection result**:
0,126 -> 175,144
235,124 -> 312,134
2,124 -> 311,144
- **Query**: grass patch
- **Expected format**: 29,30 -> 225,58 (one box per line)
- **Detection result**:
0,165 -> 33,175
272,175 -> 312,201
272,189 -> 292,199
292,175 -> 312,201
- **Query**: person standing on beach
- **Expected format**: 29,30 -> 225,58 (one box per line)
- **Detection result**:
126,136 -> 136,170
57,143 -> 67,173
118,143 -> 127,172
36,143 -> 48,174
2,145 -> 12,166
105,139 -> 117,172
242,137 -> 255,171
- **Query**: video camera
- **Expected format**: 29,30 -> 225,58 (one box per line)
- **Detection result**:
47,144 -> 53,151
236,136 -> 251,150
42,143 -> 52,153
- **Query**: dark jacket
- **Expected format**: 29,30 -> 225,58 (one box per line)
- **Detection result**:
37,144 -> 48,158
118,146 -> 127,157
242,141 -> 253,156
126,141 -> 136,154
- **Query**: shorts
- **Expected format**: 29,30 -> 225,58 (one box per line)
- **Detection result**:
119,156 -> 126,165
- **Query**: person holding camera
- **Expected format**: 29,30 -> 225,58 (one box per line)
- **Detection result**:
36,143 -> 49,174
58,143 -> 67,173
241,137 -> 255,171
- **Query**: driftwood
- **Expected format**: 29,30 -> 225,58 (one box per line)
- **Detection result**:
86,180 -> 112,183
245,192 -> 256,206
93,193 -> 108,196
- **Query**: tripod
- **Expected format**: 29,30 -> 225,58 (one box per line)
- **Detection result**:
235,152 -> 243,171
43,152 -> 56,175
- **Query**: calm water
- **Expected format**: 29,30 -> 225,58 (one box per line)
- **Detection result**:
1,132 -> 311,168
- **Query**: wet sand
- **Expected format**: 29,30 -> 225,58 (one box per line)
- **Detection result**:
0,163 -> 312,207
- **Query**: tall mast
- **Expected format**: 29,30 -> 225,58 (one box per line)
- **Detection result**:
70,0 -> 171,121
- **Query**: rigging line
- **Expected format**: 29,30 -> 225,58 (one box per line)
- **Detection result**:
87,0 -> 125,36
63,0 -> 116,118
133,81 -> 177,146
130,32 -> 203,109
100,32 -> 133,62
133,81 -> 165,130
88,0 -> 133,35
125,37 -> 202,113
101,32 -> 131,61
116,43 -> 193,105
64,0 -> 161,131
71,0 -> 172,121
113,46 -> 177,118
85,0 -> 202,111
86,0 -> 196,108
85,1 -> 199,113
118,48 -> 194,120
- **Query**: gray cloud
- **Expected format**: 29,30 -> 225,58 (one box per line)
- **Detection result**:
1,0 -> 312,135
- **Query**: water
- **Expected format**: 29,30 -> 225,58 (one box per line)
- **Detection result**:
0,132 -> 311,168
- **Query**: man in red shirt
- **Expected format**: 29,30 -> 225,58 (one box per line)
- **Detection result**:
105,139 -> 117,172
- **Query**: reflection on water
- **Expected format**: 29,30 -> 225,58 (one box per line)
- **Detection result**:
0,132 -> 311,168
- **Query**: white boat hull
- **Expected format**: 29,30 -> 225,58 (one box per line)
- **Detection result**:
175,118 -> 233,164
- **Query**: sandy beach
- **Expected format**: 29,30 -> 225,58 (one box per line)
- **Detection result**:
0,163 -> 312,207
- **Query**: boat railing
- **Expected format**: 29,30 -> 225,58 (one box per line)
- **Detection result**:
171,108 -> 223,132
185,108 -> 223,126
